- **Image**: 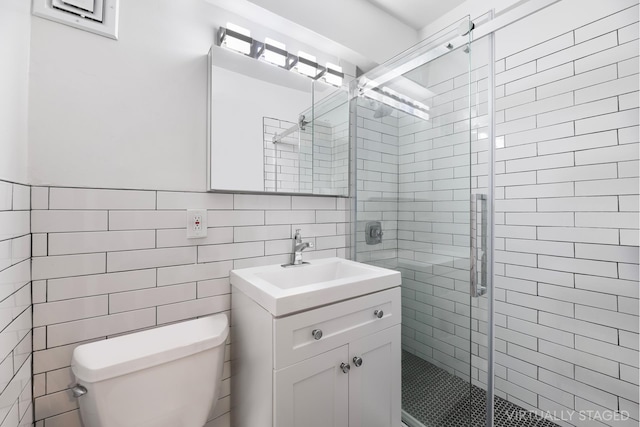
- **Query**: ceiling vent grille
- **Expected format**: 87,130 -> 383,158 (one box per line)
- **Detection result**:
33,0 -> 119,40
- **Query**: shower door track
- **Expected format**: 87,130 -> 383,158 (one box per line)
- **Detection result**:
402,410 -> 423,427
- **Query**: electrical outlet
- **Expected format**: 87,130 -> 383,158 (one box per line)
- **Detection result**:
187,209 -> 207,239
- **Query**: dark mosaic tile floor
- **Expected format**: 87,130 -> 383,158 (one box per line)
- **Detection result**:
402,351 -> 561,427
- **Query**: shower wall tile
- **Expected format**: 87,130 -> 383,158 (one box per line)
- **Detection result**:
540,368 -> 618,409
620,60 -> 640,82
31,186 -> 348,426
504,62 -> 574,96
0,180 -> 32,427
538,312 -> 618,344
506,32 -> 575,70
506,122 -> 574,148
354,98 -> 399,268
539,64 -> 618,100
574,39 -> 639,73
539,340 -> 619,378
537,31 -> 618,72
619,22 -> 640,44
505,92 -> 574,122
538,97 -> 619,128
495,3 -> 640,424
576,108 -> 640,135
574,142 -> 639,165
575,4 -> 639,43
619,331 -> 640,351
575,74 -> 639,105
495,61 -> 537,86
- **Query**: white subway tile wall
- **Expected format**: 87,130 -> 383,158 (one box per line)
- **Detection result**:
494,3 -> 639,422
0,180 -> 32,427
31,188 -> 348,427
354,97 -> 399,269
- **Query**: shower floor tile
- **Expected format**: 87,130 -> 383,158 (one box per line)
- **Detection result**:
402,351 -> 561,427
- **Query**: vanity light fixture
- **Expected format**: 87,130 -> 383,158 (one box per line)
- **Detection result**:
324,63 -> 344,87
218,23 -> 253,56
217,25 -> 343,84
295,51 -> 325,79
263,38 -> 288,68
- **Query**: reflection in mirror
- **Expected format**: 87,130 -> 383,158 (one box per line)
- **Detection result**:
207,45 -> 351,196
311,87 -> 349,196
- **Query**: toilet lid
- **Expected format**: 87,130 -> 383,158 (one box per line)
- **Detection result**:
71,314 -> 229,383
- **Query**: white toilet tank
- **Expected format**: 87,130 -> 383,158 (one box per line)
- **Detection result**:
71,314 -> 229,427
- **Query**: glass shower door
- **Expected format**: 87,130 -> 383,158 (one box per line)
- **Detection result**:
353,18 -> 491,427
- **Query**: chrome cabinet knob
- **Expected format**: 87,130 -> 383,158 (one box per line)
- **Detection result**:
340,362 -> 351,374
374,309 -> 384,319
353,356 -> 363,367
312,329 -> 323,340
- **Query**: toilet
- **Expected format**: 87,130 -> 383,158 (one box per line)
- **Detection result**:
71,314 -> 229,427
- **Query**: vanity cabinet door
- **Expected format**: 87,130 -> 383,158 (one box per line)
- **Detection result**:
348,325 -> 401,427
274,345 -> 349,427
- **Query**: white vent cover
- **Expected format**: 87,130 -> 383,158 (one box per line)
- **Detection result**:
33,0 -> 119,40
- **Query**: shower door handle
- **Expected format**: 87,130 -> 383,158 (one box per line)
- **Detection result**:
471,194 -> 488,298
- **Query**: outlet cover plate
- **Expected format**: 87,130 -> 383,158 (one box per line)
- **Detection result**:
187,209 -> 208,239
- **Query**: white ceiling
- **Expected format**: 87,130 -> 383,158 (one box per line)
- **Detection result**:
366,0 -> 467,30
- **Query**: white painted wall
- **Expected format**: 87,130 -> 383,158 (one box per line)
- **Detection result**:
29,0 -> 224,191
0,0 -> 31,184
27,0 -> 373,192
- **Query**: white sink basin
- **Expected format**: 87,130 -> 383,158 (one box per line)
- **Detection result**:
230,257 -> 401,316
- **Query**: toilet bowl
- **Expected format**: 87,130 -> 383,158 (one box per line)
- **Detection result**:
71,314 -> 228,427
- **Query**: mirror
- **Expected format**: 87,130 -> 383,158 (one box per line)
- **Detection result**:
208,45 -> 351,196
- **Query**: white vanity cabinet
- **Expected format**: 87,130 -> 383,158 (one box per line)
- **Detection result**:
231,286 -> 402,427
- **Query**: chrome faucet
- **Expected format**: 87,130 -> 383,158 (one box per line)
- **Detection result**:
291,229 -> 313,266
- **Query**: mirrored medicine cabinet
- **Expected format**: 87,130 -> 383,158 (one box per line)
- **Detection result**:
207,45 -> 352,196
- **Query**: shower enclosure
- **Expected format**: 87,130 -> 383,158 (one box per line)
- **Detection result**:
350,2 -> 577,426
352,17 -> 493,426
